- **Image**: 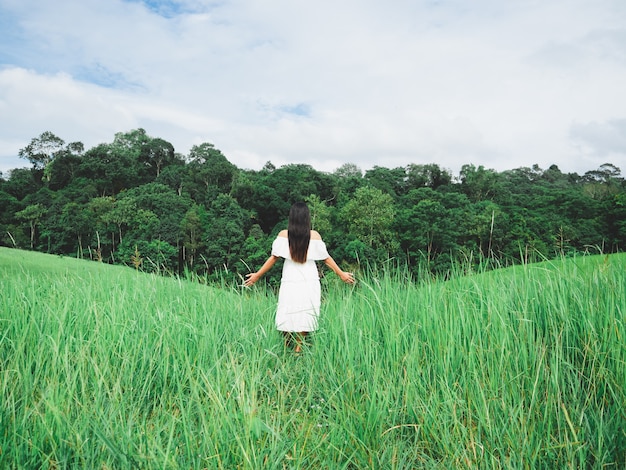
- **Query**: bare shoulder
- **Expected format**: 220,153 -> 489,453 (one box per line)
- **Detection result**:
278,230 -> 288,238
310,230 -> 322,240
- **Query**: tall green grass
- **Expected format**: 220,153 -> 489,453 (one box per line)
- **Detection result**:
1,247 -> 624,468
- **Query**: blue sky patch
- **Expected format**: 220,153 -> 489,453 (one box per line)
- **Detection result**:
0,10 -> 29,67
279,103 -> 311,118
74,63 -> 144,91
123,0 -> 203,18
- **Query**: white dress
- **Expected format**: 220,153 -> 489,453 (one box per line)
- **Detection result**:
271,236 -> 330,332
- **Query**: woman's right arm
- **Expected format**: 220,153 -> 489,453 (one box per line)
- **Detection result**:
244,255 -> 279,286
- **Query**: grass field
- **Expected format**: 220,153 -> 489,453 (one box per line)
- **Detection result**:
1,247 -> 625,468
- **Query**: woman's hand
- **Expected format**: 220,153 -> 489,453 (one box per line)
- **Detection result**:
324,256 -> 355,285
244,272 -> 260,287
244,256 -> 279,287
339,271 -> 355,285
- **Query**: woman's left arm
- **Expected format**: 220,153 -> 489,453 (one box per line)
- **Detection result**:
324,256 -> 355,284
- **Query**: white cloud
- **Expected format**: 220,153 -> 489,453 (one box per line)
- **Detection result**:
1,0 -> 626,176
570,119 -> 626,158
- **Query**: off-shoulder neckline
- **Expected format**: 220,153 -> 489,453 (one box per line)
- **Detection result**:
276,236 -> 324,242
277,230 -> 322,240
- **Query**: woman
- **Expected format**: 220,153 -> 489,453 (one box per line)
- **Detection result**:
244,202 -> 354,352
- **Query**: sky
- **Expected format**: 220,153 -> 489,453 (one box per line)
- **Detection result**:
1,0 -> 625,177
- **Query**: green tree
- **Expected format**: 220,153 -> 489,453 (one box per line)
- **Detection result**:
609,190 -> 626,250
79,143 -> 138,195
0,190 -> 20,246
237,224 -> 274,281
334,163 -> 362,179
106,197 -> 138,245
46,149 -> 84,190
230,171 -> 257,208
255,164 -> 335,232
277,164 -> 334,201
395,188 -> 470,272
364,166 -> 407,198
116,239 -> 177,273
405,163 -> 452,190
332,163 -> 363,204
156,164 -> 188,196
54,177 -> 99,205
465,201 -> 502,257
140,137 -> 179,179
180,204 -> 207,270
16,204 -> 46,249
3,168 -> 41,201
203,194 -> 250,273
18,131 -> 65,171
186,142 -> 238,202
459,164 -> 501,202
119,183 -> 192,246
111,128 -> 150,156
231,171 -> 287,233
341,186 -> 397,257
87,196 -> 117,260
305,194 -> 332,235
108,129 -> 182,184
583,163 -> 622,199
60,202 -> 92,257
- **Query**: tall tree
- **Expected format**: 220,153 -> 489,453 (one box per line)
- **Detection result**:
305,194 -> 332,235
0,190 -> 20,246
187,143 -> 238,198
364,166 -> 407,198
46,144 -> 84,190
87,196 -> 117,259
459,164 -> 501,202
16,204 -> 46,249
341,186 -> 397,256
405,163 -> 452,190
139,137 -> 179,179
237,224 -> 272,280
395,188 -> 469,269
119,183 -> 192,246
60,202 -> 92,257
583,163 -> 622,199
3,168 -> 41,200
180,204 -> 207,270
18,131 -> 65,171
264,163 -> 334,204
78,144 -> 139,195
204,194 -> 250,273
333,163 -> 363,204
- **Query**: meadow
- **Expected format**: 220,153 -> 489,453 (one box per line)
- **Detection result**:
0,247 -> 624,468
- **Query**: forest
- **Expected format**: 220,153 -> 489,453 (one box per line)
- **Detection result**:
1,129 -> 624,282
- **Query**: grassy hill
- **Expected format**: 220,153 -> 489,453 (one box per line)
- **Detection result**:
1,248 -> 624,468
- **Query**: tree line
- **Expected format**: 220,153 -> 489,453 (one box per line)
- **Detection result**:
1,129 -> 624,282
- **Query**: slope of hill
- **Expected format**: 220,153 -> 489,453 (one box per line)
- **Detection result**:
1,248 -> 624,468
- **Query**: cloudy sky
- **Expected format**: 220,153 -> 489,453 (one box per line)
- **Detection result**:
1,0 -> 625,177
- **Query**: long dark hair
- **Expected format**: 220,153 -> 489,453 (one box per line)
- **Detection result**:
288,202 -> 311,263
